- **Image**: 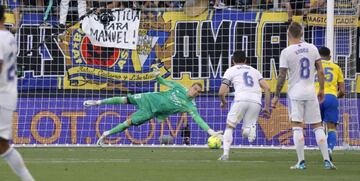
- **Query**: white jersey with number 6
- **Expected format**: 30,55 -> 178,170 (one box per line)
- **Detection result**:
223,64 -> 263,105
279,42 -> 321,100
0,30 -> 18,110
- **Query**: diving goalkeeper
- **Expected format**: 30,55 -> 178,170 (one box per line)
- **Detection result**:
84,69 -> 223,146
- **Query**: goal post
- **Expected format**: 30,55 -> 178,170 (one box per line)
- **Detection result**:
326,0 -> 334,54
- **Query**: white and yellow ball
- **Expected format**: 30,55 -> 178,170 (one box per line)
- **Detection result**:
207,136 -> 222,149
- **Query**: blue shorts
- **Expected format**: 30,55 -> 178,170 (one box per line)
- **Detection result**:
320,94 -> 339,124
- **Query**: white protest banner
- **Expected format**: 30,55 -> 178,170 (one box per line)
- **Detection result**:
81,8 -> 141,50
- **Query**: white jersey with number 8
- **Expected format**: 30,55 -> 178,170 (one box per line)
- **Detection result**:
279,42 -> 321,100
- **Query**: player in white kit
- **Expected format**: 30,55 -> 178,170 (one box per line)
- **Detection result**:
271,22 -> 336,169
218,51 -> 271,160
0,5 -> 35,181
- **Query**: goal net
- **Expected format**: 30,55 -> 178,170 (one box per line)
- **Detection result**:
7,0 -> 360,148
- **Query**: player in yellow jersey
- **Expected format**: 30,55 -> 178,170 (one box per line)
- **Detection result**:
315,47 -> 345,161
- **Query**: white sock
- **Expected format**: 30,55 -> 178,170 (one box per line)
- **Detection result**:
223,127 -> 234,156
313,127 -> 330,161
1,148 -> 35,181
292,127 -> 305,163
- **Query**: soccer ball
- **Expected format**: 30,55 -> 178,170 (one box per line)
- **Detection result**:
207,136 -> 222,149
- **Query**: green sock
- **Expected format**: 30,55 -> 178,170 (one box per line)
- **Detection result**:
108,121 -> 130,135
101,97 -> 127,105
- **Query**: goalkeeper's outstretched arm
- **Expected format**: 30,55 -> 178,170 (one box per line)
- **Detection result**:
188,109 -> 223,139
155,76 -> 183,89
151,65 -> 183,89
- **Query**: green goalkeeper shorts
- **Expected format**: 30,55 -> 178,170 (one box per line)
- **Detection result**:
127,94 -> 154,125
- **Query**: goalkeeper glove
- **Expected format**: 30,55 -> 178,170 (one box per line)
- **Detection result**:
207,129 -> 223,140
83,100 -> 101,107
150,64 -> 160,77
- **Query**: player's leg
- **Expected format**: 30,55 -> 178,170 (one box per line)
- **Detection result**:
218,124 -> 234,161
319,96 -> 330,159
306,100 -> 335,169
83,96 -> 132,106
242,102 -> 261,143
96,118 -> 131,146
0,108 -> 35,181
311,122 -> 329,160
101,97 -> 129,104
326,122 -> 337,158
289,99 -> 306,169
322,95 -> 339,157
97,110 -> 153,146
219,101 -> 245,160
311,122 -> 336,169
0,139 -> 35,181
84,94 -> 145,106
290,122 -> 306,169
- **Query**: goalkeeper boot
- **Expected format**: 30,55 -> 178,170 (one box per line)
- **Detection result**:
96,131 -> 110,146
217,154 -> 229,161
290,160 -> 306,170
324,160 -> 336,170
84,100 -> 101,107
96,135 -> 105,146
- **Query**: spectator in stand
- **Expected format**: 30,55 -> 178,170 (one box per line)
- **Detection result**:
101,1 -> 157,10
213,0 -> 226,8
59,0 -> 86,28
212,0 -> 259,9
22,0 -> 61,24
308,0 -> 326,13
22,0 -> 47,6
89,1 -> 130,9
184,0 -> 208,16
283,0 -> 307,23
0,0 -> 21,33
165,1 -> 184,8
237,0 -> 254,7
284,0 -> 326,23
143,1 -> 158,9
256,0 -> 274,10
132,1 -> 143,9
105,1 -> 127,9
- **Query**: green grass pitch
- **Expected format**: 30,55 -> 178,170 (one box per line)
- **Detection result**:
1,147 -> 359,181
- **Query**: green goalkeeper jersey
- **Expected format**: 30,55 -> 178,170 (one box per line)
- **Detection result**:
129,76 -> 210,131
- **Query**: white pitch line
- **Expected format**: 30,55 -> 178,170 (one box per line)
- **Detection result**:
2,158 -> 359,165
3,158 -> 131,164
0,158 -> 267,165
8,158 -> 268,164
159,159 -> 267,163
